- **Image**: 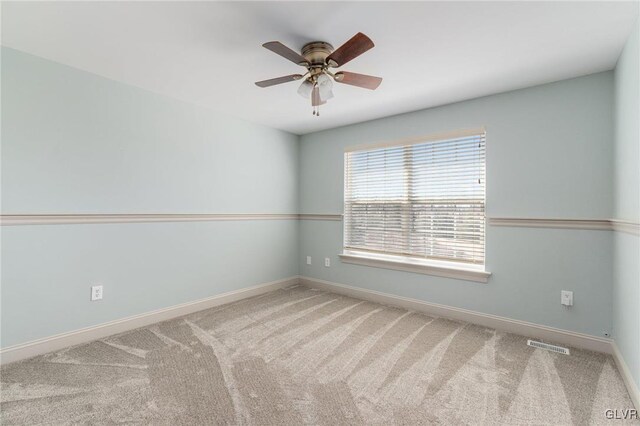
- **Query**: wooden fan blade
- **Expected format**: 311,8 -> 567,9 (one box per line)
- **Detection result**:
255,74 -> 303,88
326,33 -> 374,67
334,71 -> 382,90
262,42 -> 309,66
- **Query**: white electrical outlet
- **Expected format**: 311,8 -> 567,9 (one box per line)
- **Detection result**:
91,285 -> 103,301
306,256 -> 312,265
324,257 -> 331,267
561,290 -> 573,306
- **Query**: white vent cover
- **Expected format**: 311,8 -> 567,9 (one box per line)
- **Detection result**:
527,339 -> 570,355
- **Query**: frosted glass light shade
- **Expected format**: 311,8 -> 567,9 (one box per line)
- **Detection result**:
297,80 -> 314,99
317,74 -> 334,101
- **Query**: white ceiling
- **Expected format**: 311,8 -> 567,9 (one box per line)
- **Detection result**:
2,1 -> 638,135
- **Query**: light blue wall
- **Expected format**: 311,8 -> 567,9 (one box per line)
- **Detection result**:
1,48 -> 298,214
0,43 -> 629,355
614,20 -> 640,223
299,72 -> 614,337
1,48 -> 299,348
613,18 -> 640,390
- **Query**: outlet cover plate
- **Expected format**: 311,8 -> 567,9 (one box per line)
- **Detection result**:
91,285 -> 103,301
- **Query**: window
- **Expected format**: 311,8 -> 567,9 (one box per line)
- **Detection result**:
342,128 -> 487,277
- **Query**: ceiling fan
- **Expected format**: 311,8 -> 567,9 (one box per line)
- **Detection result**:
255,33 -> 382,116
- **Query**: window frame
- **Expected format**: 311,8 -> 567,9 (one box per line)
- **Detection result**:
341,128 -> 490,282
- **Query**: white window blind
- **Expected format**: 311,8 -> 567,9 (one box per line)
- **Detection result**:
344,129 -> 486,265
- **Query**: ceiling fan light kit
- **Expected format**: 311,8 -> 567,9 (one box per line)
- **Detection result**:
255,33 -> 382,116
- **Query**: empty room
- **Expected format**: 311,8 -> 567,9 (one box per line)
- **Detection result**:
1,1 -> 639,424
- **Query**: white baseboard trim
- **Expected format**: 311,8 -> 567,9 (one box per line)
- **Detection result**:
300,276 -> 613,354
611,341 -> 640,410
3,274 -> 637,408
0,276 -> 300,365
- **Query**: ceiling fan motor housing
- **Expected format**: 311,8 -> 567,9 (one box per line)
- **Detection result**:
301,42 -> 334,66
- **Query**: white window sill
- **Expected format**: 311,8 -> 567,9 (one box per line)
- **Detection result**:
339,251 -> 491,283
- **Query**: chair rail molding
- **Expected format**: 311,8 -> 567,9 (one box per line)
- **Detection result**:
0,213 -> 342,226
610,219 -> 640,236
2,214 -> 637,235
489,217 -> 639,235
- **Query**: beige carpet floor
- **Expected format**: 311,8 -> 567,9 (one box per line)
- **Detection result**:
1,285 -> 637,425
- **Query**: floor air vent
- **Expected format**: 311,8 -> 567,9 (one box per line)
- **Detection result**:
527,339 -> 570,355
